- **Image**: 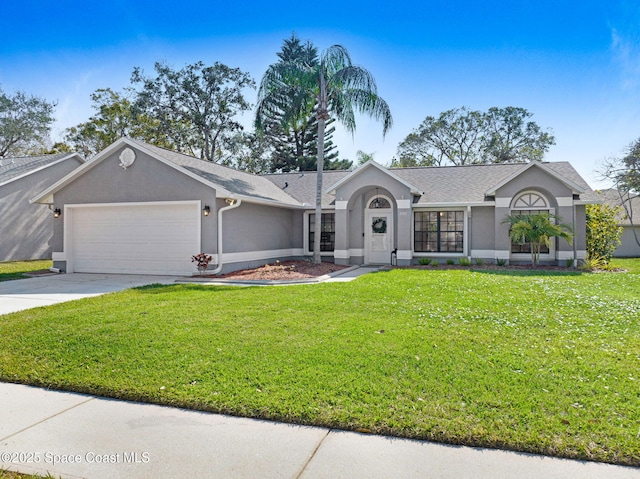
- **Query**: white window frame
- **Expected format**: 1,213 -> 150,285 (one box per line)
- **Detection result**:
303,210 -> 336,256
412,208 -> 467,257
509,191 -> 556,261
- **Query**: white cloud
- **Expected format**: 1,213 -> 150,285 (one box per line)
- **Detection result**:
610,22 -> 640,90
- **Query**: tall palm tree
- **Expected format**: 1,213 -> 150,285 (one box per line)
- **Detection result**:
503,213 -> 573,267
256,44 -> 392,263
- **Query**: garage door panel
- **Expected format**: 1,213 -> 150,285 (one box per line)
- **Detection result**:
69,203 -> 200,275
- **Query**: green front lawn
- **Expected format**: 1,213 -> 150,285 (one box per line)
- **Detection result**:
611,257 -> 640,273
0,260 -> 52,282
0,264 -> 638,466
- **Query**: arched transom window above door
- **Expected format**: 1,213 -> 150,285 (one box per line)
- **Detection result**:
368,197 -> 391,209
511,191 -> 548,210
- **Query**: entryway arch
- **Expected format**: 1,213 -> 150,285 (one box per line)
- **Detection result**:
364,192 -> 394,264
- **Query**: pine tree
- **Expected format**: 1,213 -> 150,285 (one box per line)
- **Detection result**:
259,34 -> 343,172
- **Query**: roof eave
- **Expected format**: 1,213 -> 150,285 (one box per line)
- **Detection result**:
574,199 -> 601,206
232,194 -> 304,209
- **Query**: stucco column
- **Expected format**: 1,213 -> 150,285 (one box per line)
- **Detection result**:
334,200 -> 350,265
494,198 -> 512,261
396,199 -> 412,266
557,199 -> 577,263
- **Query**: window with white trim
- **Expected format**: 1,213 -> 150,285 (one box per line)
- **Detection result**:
414,211 -> 464,253
309,213 -> 335,252
510,192 -> 550,254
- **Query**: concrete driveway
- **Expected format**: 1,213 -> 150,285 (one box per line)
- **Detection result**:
0,273 -> 180,315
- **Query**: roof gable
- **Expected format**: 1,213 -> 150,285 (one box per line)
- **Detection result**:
485,161 -> 585,196
324,160 -> 422,196
31,138 -> 302,207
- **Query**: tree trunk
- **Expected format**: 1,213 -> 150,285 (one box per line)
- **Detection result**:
313,73 -> 328,264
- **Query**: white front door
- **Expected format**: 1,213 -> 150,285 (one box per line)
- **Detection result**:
365,210 -> 393,264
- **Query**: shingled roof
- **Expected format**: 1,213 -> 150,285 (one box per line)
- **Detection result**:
134,140 -> 302,206
31,138 -> 598,209
598,188 -> 640,225
262,161 -> 599,206
262,170 -> 351,206
0,152 -> 82,187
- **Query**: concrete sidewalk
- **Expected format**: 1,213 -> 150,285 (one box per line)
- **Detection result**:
1,383 -> 638,479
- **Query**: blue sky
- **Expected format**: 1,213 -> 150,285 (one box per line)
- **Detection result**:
2,0 -> 640,188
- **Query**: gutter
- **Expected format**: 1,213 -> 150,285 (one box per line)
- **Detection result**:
209,198 -> 242,275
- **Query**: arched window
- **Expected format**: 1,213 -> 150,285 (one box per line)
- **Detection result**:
512,191 -> 548,209
510,191 -> 551,254
368,197 -> 391,209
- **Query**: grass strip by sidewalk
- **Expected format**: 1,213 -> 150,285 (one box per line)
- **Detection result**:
0,265 -> 638,466
0,471 -> 58,479
0,260 -> 52,282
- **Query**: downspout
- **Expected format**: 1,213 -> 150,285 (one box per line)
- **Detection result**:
572,199 -> 577,269
209,198 -> 242,275
466,205 -> 472,261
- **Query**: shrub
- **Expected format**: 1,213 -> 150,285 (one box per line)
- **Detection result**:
586,203 -> 623,264
446,259 -> 455,265
430,260 -> 439,267
418,258 -> 432,265
458,257 -> 472,266
566,258 -> 574,268
473,257 -> 484,265
581,255 -> 608,271
496,258 -> 507,267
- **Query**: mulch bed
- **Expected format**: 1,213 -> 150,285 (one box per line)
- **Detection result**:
204,260 -> 350,280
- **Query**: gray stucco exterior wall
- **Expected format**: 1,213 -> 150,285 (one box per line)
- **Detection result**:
333,166 -> 413,266
494,166 -> 581,263
54,148 -> 218,206
50,145 -> 307,274
222,202 -> 300,253
615,226 -> 640,257
52,147 -> 218,258
0,158 -> 82,261
470,206 -> 495,251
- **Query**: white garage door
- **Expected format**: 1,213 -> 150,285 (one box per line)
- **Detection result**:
69,202 -> 200,275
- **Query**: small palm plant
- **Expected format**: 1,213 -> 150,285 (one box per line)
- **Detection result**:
503,213 -> 573,267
